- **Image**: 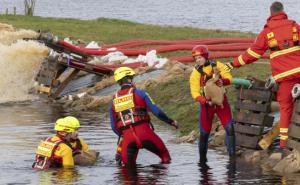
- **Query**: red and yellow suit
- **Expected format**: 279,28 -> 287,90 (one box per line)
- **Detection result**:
109,87 -> 174,166
232,12 -> 300,148
190,61 -> 235,161
190,61 -> 233,134
33,135 -> 74,169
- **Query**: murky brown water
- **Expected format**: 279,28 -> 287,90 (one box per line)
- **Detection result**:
1,100 -> 300,184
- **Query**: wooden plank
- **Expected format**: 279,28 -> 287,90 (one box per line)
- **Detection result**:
239,89 -> 272,102
236,133 -> 260,149
288,123 -> 300,140
37,86 -> 51,94
291,112 -> 300,125
233,112 -> 274,127
287,139 -> 300,152
251,80 -> 266,90
50,69 -> 80,99
36,77 -> 53,86
235,101 -> 271,113
235,123 -> 263,136
294,100 -> 300,114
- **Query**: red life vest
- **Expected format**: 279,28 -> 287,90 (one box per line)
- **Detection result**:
113,88 -> 150,131
32,137 -> 65,170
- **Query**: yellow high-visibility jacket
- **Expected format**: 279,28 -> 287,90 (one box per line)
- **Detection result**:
189,61 -> 232,100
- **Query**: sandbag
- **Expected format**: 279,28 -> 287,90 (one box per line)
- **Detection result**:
73,150 -> 99,166
204,78 -> 225,106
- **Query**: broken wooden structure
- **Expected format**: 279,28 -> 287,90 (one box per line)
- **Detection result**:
234,80 -> 275,149
35,33 -> 146,99
35,52 -> 114,99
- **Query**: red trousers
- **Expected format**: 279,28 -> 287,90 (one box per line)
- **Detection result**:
120,123 -> 171,166
277,78 -> 300,148
199,96 -> 233,134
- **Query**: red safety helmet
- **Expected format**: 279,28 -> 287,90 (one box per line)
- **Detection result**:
192,45 -> 209,60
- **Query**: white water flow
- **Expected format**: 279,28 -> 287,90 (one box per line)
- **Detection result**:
0,28 -> 49,103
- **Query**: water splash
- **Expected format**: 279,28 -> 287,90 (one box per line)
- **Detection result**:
0,40 -> 48,103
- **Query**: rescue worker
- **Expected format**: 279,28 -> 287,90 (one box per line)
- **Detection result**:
189,45 -> 235,164
109,67 -> 178,167
225,1 -> 300,149
66,116 -> 89,155
32,117 -> 81,169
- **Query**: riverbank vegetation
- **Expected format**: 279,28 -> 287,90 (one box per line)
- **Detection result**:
0,15 -> 271,135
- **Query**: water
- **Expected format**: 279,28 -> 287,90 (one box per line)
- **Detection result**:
1,0 -> 300,33
0,100 -> 299,184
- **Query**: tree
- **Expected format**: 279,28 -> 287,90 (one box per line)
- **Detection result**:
24,0 -> 36,16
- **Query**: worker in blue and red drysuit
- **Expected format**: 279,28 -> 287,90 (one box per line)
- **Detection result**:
189,45 -> 235,164
109,67 -> 178,167
225,1 -> 300,149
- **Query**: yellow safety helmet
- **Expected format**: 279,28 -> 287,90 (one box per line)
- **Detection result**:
64,116 -> 80,129
114,67 -> 136,82
54,116 -> 80,133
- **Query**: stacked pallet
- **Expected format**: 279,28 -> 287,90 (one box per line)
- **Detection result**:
234,80 -> 275,149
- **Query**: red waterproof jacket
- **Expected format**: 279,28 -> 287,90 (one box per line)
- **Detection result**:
233,12 -> 300,82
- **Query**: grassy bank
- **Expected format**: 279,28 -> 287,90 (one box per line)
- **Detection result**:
0,15 -> 271,135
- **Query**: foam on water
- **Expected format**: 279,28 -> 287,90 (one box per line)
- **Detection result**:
0,38 -> 48,103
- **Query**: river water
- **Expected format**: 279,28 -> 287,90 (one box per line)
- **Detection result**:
1,1 -> 300,184
1,0 -> 300,33
0,100 -> 299,184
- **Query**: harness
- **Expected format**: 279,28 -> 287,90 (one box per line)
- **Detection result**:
113,88 -> 150,131
195,60 -> 216,96
32,137 -> 64,170
266,20 -> 299,51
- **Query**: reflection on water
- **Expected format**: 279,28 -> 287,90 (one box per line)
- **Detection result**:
1,100 -> 300,184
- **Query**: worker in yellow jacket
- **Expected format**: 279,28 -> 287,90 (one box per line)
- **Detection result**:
32,116 -> 85,169
189,45 -> 235,164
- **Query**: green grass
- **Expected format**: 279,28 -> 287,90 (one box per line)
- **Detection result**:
0,15 -> 271,135
0,15 -> 255,44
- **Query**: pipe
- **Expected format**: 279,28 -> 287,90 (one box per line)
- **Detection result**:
232,78 -> 252,88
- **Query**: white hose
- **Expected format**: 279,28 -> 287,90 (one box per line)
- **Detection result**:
292,83 -> 300,99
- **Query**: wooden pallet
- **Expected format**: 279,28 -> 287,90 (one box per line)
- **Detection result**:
234,80 -> 275,149
35,56 -> 79,98
287,99 -> 300,151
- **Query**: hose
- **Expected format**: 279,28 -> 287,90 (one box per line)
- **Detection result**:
232,78 -> 252,88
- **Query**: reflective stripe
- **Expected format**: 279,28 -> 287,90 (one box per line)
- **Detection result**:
280,128 -> 289,133
238,55 -> 246,65
270,46 -> 300,59
280,135 -> 288,140
273,67 -> 300,80
247,48 -> 261,59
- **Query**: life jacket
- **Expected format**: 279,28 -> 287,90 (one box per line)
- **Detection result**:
195,60 -> 216,96
113,87 -> 150,131
32,137 -> 65,170
265,19 -> 299,51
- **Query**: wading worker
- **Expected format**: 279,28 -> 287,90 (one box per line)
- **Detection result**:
225,1 -> 300,149
32,117 -> 83,169
189,45 -> 235,164
65,116 -> 89,155
109,67 -> 178,167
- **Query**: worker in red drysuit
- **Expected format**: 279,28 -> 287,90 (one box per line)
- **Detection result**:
189,45 -> 235,164
109,67 -> 178,167
225,1 -> 300,148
